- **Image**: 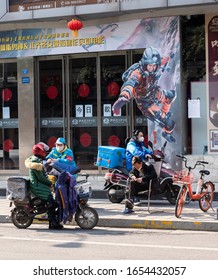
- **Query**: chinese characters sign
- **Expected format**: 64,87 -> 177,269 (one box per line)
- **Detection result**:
9,0 -> 137,12
208,16 -> 218,128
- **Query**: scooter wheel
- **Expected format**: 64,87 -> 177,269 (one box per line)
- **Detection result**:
11,208 -> 33,229
107,185 -> 125,203
166,184 -> 180,205
75,207 -> 99,229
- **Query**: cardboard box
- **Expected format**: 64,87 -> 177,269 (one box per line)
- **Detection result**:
96,146 -> 126,168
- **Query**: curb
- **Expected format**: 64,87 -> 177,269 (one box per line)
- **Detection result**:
97,217 -> 218,231
1,214 -> 218,232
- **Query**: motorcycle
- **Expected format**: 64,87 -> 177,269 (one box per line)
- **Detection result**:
104,141 -> 180,205
6,167 -> 99,230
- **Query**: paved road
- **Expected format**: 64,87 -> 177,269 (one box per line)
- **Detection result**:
1,223 -> 218,260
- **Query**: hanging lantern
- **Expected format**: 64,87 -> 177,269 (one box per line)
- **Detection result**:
107,81 -> 120,97
68,19 -> 83,38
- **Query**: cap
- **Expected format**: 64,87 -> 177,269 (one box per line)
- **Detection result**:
55,137 -> 66,145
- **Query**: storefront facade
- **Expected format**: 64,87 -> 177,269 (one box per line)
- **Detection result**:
0,1 -> 218,176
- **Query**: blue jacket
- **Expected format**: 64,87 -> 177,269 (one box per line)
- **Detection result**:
46,146 -> 75,164
126,138 -> 152,171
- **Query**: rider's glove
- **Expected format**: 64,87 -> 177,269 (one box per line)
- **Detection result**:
112,97 -> 129,115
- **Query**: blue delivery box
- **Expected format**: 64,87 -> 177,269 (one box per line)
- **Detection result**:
96,146 -> 126,168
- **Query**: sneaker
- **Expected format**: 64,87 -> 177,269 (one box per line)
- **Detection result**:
123,208 -> 134,214
133,197 -> 141,206
125,198 -> 134,209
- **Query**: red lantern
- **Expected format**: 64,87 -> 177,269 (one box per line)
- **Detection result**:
2,88 -> 12,101
78,83 -> 90,98
107,81 -> 120,97
68,19 -> 83,38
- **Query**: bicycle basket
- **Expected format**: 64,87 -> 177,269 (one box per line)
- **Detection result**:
75,182 -> 92,199
173,170 -> 194,184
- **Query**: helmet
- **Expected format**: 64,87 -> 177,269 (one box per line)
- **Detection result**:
55,137 -> 66,145
37,142 -> 49,152
140,47 -> 161,71
32,143 -> 46,158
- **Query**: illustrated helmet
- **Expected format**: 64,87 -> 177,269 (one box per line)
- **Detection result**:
140,47 -> 161,71
32,143 -> 46,158
55,137 -> 66,145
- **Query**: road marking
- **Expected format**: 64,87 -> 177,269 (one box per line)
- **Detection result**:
0,236 -> 218,251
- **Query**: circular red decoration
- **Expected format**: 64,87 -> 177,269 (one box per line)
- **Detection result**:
107,81 -> 120,97
80,133 -> 92,147
3,139 -> 14,152
68,19 -> 83,31
78,83 -> 90,98
46,86 -> 58,99
48,136 -> 57,149
108,135 -> 120,146
2,88 -> 12,101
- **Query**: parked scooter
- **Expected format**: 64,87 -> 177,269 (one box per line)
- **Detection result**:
7,167 -> 99,230
104,141 -> 180,205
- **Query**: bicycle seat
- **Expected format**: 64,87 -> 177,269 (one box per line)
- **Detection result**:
199,170 -> 210,176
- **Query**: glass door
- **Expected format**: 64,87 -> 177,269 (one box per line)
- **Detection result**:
100,54 -> 127,148
38,58 -> 66,148
69,56 -> 98,169
0,62 -> 18,170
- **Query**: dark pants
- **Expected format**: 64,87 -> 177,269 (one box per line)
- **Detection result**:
128,180 -> 150,199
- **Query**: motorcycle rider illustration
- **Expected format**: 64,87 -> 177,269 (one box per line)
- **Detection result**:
112,47 -> 177,143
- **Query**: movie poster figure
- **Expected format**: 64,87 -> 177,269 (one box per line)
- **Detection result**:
112,47 -> 177,143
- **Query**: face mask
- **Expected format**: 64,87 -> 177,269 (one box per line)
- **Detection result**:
56,146 -> 64,153
138,136 -> 144,142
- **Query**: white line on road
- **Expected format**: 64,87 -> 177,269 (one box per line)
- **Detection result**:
0,236 -> 217,252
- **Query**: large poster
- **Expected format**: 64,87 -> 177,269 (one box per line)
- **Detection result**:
207,15 -> 218,152
112,17 -> 180,159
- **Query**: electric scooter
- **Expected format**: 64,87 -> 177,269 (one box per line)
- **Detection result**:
104,141 -> 180,205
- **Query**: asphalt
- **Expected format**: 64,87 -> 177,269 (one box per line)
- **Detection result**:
1,196 -> 218,232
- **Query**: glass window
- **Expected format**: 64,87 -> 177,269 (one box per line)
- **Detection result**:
132,52 -> 149,145
100,55 -> 127,148
69,57 -> 97,169
0,62 -> 18,169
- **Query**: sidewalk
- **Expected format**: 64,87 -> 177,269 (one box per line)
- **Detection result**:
1,197 -> 218,232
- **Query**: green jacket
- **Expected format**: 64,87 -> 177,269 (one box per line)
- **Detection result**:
25,156 -> 52,201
